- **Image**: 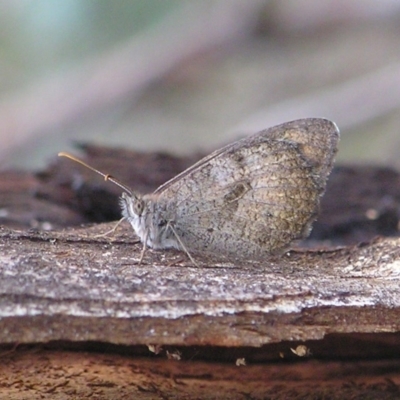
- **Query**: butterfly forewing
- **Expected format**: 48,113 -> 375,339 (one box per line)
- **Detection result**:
154,118 -> 339,260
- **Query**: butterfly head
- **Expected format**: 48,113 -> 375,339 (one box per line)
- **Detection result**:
120,191 -> 151,244
120,192 -> 145,219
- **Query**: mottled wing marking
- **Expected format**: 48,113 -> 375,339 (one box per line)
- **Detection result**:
154,118 -> 339,260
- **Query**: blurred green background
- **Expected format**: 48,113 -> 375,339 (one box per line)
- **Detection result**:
1,0 -> 400,169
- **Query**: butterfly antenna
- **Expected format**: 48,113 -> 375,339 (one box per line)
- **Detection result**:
58,152 -> 133,196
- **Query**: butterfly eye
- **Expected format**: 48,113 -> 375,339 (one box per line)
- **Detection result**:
134,200 -> 144,216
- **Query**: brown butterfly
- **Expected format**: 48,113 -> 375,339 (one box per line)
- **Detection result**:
60,118 -> 339,264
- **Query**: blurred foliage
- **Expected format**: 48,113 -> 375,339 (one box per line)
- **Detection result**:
0,1 -> 180,89
1,1 -> 400,169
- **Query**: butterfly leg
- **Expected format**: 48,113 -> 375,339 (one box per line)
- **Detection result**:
93,217 -> 126,238
167,223 -> 198,266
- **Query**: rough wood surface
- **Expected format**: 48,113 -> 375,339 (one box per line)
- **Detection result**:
2,146 -> 400,398
1,222 -> 400,347
2,348 -> 400,400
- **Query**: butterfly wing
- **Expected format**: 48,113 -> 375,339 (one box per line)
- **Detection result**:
154,118 -> 339,260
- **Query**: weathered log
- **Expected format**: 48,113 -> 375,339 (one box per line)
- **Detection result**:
2,224 -> 400,398
2,146 -> 400,398
1,222 -> 400,347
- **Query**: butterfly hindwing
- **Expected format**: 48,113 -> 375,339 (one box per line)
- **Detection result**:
152,118 -> 339,260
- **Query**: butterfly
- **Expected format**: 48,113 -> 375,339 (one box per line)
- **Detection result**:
60,118 -> 339,264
